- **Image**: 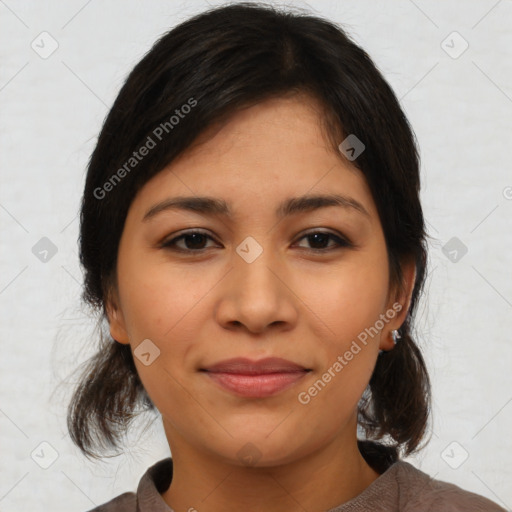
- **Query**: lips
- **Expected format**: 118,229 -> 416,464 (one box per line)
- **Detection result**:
202,357 -> 309,374
201,357 -> 311,398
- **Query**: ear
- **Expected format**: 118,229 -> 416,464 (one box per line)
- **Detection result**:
380,257 -> 417,352
105,289 -> 130,345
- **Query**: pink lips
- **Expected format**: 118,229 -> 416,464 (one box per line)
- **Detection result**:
201,357 -> 310,398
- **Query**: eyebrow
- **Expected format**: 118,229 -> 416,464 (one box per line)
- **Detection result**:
142,193 -> 370,222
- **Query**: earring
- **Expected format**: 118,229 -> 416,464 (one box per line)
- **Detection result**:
391,329 -> 401,345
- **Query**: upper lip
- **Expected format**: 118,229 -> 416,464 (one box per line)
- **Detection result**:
202,357 -> 309,374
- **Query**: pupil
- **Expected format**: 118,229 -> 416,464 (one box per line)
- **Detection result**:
309,233 -> 328,248
186,233 -> 206,249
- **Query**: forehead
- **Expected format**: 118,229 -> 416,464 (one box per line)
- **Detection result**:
128,96 -> 378,222
182,94 -> 338,160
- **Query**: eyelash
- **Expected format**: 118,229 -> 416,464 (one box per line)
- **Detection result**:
160,229 -> 353,254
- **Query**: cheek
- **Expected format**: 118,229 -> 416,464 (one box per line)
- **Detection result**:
304,254 -> 390,340
117,251 -> 210,342
116,256 -> 213,399
296,278 -> 382,421
295,251 -> 388,405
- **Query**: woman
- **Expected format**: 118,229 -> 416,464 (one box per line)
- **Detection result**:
68,3 -> 506,510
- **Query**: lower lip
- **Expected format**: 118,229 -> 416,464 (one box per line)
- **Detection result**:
204,371 -> 308,398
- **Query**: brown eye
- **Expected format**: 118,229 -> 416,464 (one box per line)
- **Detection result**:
161,229 -> 352,254
161,231 -> 217,252
295,231 -> 352,251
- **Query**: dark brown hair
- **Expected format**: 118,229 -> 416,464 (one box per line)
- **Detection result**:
68,1 -> 432,464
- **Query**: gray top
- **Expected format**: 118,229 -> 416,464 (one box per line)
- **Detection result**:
88,457 -> 507,511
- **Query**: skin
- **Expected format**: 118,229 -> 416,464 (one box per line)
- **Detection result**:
107,94 -> 416,512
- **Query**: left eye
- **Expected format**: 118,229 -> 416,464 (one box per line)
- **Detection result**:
295,231 -> 351,251
161,230 -> 351,253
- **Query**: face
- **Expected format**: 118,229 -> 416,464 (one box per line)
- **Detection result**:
107,95 -> 415,467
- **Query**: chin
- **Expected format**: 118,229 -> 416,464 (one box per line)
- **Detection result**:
207,432 -> 314,469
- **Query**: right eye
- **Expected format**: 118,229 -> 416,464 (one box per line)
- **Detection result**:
160,230 -> 219,252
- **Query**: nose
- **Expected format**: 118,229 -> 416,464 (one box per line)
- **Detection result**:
215,242 -> 298,335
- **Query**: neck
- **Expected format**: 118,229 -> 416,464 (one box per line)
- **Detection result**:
161,422 -> 381,512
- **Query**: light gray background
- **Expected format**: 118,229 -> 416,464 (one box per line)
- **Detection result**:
1,0 -> 511,510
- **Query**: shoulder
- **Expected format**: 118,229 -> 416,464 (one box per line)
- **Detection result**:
83,457 -> 173,512
394,461 -> 507,511
86,491 -> 137,511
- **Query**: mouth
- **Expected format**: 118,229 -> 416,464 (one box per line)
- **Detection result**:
200,357 -> 312,398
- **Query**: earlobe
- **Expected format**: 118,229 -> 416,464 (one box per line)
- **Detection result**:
105,298 -> 130,345
380,259 -> 417,352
